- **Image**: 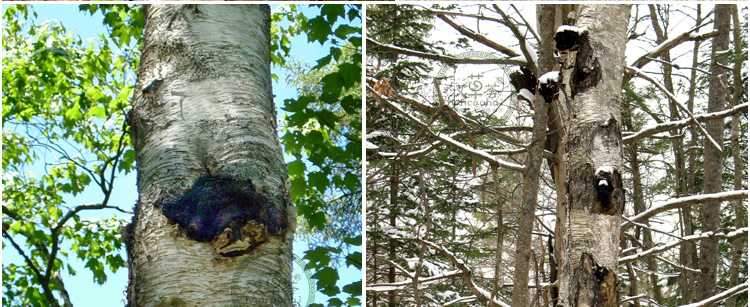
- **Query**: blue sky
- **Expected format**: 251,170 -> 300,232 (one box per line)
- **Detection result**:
3,4 -> 360,306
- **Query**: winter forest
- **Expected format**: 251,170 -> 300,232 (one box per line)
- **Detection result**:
365,4 -> 748,307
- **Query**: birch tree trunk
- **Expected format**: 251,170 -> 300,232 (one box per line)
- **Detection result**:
551,5 -> 630,306
126,5 -> 293,306
698,4 -> 730,303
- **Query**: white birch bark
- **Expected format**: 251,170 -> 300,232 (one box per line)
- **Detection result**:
126,5 -> 293,306
552,5 -> 630,306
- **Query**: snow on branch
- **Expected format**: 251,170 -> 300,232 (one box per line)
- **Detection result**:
623,190 -> 749,227
419,239 -> 512,307
444,296 -> 477,305
678,282 -> 748,307
623,102 -> 748,143
619,228 -> 748,263
367,270 -> 463,292
626,66 -> 723,153
539,71 -> 560,85
368,84 -> 526,172
628,29 -> 718,72
367,38 -> 526,66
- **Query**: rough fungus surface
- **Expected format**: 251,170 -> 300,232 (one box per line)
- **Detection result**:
160,175 -> 287,256
574,254 -> 618,307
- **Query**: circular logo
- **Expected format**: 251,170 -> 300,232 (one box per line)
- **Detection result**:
434,50 -> 521,121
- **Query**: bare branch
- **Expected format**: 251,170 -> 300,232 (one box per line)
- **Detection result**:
628,29 -> 718,72
678,283 -> 748,307
367,270 -> 462,292
623,102 -> 748,143
624,190 -> 749,226
436,14 -> 519,57
368,85 -> 526,172
626,66 -> 723,152
619,228 -> 748,263
367,38 -> 526,66
492,5 -> 537,73
420,239 -> 512,307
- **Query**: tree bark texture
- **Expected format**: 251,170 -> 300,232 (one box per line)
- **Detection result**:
127,5 -> 293,306
698,4 -> 730,303
551,5 -> 630,307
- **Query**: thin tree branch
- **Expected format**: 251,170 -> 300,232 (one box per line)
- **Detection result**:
492,5 -> 537,73
626,66 -> 723,153
436,14 -> 519,57
678,283 -> 748,307
619,228 -> 748,263
623,190 -> 749,226
367,38 -> 526,66
3,232 -> 59,307
368,85 -> 526,172
623,102 -> 748,143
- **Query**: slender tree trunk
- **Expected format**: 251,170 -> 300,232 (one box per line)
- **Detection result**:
643,6 -> 681,302
492,168 -> 505,301
127,5 -> 293,306
510,66 -> 550,307
388,161 -> 399,307
551,5 -> 630,306
698,4 -> 730,303
680,6 -> 703,302
536,6 -> 576,306
725,6 -> 745,307
625,263 -> 640,307
622,90 -> 643,307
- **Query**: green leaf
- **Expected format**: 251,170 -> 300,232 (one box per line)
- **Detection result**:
64,102 -> 82,122
308,171 -> 329,193
313,54 -> 332,70
304,246 -> 332,269
343,235 -> 361,245
308,211 -> 326,229
289,177 -> 306,200
343,281 -> 362,296
328,298 -> 344,306
311,266 -> 339,291
334,25 -> 360,39
321,5 -> 345,22
338,63 -> 360,88
87,104 -> 106,118
346,252 -> 362,269
308,16 -> 331,44
287,160 -> 306,177
315,110 -> 338,128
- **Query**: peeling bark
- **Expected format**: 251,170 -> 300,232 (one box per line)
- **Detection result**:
127,5 -> 292,306
551,5 -> 630,307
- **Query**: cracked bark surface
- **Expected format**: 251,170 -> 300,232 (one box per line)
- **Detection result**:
127,5 -> 293,306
